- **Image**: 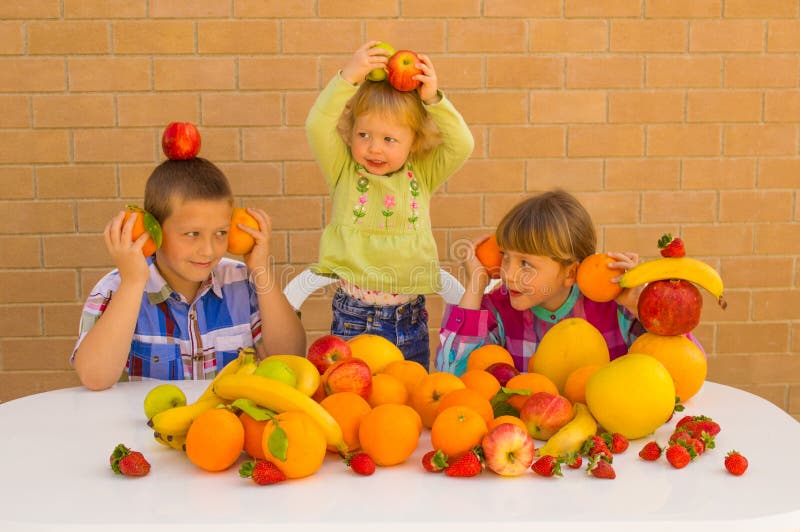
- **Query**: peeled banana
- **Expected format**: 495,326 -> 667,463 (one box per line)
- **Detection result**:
618,257 -> 726,309
537,403 -> 598,458
213,373 -> 349,456
262,354 -> 320,397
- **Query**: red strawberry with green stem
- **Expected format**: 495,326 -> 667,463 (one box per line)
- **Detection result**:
638,441 -> 662,461
445,449 -> 483,477
421,450 -> 449,473
346,452 -> 376,476
601,432 -> 629,454
110,444 -> 150,477
658,233 -> 686,258
666,443 -> 695,469
587,454 -> 616,479
566,452 -> 582,469
239,460 -> 286,485
581,435 -> 613,462
531,455 -> 563,477
724,451 -> 748,476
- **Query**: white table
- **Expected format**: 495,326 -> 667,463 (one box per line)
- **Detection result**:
1,380 -> 798,531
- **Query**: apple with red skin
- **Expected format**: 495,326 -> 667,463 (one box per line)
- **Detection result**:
638,279 -> 702,335
321,358 -> 372,399
519,392 -> 574,440
484,362 -> 520,387
162,122 -> 201,160
481,422 -> 536,476
386,50 -> 422,92
306,334 -> 353,375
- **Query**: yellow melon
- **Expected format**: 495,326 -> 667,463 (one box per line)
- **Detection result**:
348,334 -> 404,374
629,333 -> 707,403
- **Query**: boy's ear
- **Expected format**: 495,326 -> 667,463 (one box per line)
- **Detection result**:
563,261 -> 579,286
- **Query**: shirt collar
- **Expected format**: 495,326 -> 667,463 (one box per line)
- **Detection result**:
531,284 -> 580,323
145,258 -> 224,305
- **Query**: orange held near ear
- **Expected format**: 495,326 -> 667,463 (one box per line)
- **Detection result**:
227,207 -> 259,255
475,235 -> 503,279
576,253 -> 623,303
123,205 -> 162,257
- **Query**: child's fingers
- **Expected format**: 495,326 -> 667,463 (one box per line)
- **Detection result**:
132,231 -> 149,251
245,207 -> 271,233
106,211 -> 126,247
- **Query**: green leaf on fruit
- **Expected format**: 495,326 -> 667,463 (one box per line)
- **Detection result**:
141,210 -> 163,249
492,401 -> 519,419
268,425 -> 288,462
238,460 -> 255,478
231,398 -> 276,421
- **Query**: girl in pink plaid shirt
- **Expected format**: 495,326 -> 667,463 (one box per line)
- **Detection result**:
436,189 -> 647,376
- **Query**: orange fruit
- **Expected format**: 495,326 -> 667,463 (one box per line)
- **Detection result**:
487,415 -> 527,433
431,405 -> 488,459
381,359 -> 428,401
475,235 -> 502,278
122,206 -> 161,257
239,411 -> 268,459
262,411 -> 327,479
563,364 -> 602,405
435,387 -> 494,425
460,369 -> 501,401
185,408 -> 244,472
227,207 -> 259,255
319,391 -> 372,453
410,371 -> 466,429
505,372 -> 559,410
359,403 -> 422,466
576,253 -> 623,303
367,373 -> 408,407
629,333 -> 707,402
466,344 -> 514,372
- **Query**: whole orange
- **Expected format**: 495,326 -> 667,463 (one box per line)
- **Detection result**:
563,364 -> 602,405
576,253 -> 623,303
475,235 -> 503,278
629,333 -> 707,402
410,372 -> 466,429
505,372 -> 559,411
381,359 -> 428,401
466,344 -> 514,372
239,411 -> 268,460
262,411 -> 327,479
431,405 -> 488,459
359,403 -> 422,466
435,387 -> 494,425
227,207 -> 259,255
122,206 -> 161,257
319,391 -> 372,453
185,408 -> 244,472
367,373 -> 409,407
487,415 -> 528,433
459,369 -> 501,401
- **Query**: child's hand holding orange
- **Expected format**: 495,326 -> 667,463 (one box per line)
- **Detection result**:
228,207 -> 272,279
104,210 -> 151,286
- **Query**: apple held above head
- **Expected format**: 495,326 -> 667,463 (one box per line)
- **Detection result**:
322,358 -> 372,399
306,334 -> 353,375
387,50 -> 422,92
482,422 -> 536,476
366,41 -> 396,82
162,121 -> 201,160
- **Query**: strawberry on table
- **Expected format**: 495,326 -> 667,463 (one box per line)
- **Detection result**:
658,233 -> 686,258
666,443 -> 695,469
110,443 -> 150,477
724,451 -> 748,476
638,441 -> 663,461
346,452 -> 376,476
581,435 -> 613,462
601,432 -> 629,454
239,460 -> 286,485
445,449 -> 483,478
531,455 -> 563,477
587,454 -> 615,479
565,452 -> 582,469
421,450 -> 448,473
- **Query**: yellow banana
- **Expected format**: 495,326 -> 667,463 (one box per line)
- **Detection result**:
537,403 -> 597,458
148,395 -> 224,437
154,431 -> 186,451
196,349 -> 246,401
618,257 -> 726,309
213,373 -> 349,456
262,354 -> 321,397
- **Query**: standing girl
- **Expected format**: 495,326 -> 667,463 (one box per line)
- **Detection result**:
305,42 -> 474,368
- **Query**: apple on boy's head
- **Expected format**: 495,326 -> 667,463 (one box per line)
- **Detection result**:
366,42 -> 396,82
161,122 -> 201,160
386,50 -> 422,92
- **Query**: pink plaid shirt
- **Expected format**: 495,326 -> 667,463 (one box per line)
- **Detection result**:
435,285 -> 646,376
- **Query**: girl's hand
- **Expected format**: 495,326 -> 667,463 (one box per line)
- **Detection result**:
463,235 -> 492,296
238,208 -> 272,274
415,53 -> 440,104
104,211 -> 150,286
341,41 -> 391,85
608,251 -> 641,315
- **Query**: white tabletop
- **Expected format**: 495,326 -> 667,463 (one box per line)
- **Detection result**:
1,380 -> 799,532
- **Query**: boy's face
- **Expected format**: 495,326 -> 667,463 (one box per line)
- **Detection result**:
155,198 -> 232,300
349,112 -> 415,176
500,249 -> 578,312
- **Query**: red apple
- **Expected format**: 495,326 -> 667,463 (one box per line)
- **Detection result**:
481,422 -> 536,476
161,122 -> 201,160
386,50 -> 422,92
637,279 -> 702,336
306,334 -> 353,375
321,358 -> 372,399
519,392 -> 574,440
484,362 -> 520,387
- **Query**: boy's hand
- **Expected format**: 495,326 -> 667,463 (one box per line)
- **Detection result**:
105,211 -> 150,286
237,208 -> 271,274
608,251 -> 641,315
415,53 -> 440,105
342,41 -> 391,85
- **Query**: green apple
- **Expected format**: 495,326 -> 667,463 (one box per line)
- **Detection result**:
366,42 -> 396,82
254,359 -> 297,388
143,384 -> 187,420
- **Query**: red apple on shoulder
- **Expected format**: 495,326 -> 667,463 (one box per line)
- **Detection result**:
161,122 -> 201,160
519,392 -> 574,440
481,422 -> 536,476
386,50 -> 422,92
307,334 -> 353,375
484,362 -> 520,387
637,279 -> 702,335
322,358 -> 372,399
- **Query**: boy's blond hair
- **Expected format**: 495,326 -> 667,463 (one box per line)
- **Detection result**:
496,189 -> 597,266
144,158 -> 233,225
337,79 -> 441,156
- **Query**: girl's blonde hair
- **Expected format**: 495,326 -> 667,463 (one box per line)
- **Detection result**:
496,189 -> 596,266
337,79 -> 441,156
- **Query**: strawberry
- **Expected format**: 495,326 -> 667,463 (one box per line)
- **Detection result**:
658,233 -> 686,258
110,444 -> 150,477
638,441 -> 663,461
581,435 -> 613,462
531,455 -> 563,477
239,460 -> 286,485
445,450 -> 483,478
421,450 -> 449,473
675,415 -> 694,429
690,418 -> 721,439
346,452 -> 376,476
685,437 -> 705,457
566,453 -> 582,469
668,428 -> 692,446
724,450 -> 748,476
587,454 -> 616,479
665,443 -> 694,469
601,432 -> 629,454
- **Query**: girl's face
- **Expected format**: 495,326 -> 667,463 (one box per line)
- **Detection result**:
350,111 -> 415,176
154,198 -> 232,301
500,249 -> 578,312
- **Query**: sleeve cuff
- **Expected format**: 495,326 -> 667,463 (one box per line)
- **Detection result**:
442,304 -> 489,337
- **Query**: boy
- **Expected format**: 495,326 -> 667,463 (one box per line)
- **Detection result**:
72,158 -> 305,390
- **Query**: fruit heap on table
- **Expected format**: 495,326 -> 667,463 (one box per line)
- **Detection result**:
127,235 -> 746,483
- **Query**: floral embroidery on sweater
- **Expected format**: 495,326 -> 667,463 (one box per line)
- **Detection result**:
352,164 -> 420,230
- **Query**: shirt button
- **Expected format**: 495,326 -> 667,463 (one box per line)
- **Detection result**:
550,315 -> 557,320
153,355 -> 160,363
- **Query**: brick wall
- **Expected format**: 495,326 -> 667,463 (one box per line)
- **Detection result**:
0,1 -> 798,420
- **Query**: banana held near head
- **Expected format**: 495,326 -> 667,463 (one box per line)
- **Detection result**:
618,257 -> 726,309
537,403 -> 598,458
213,373 -> 349,456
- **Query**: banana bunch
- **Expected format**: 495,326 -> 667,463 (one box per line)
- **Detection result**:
618,257 -> 727,309
213,372 -> 349,456
261,354 -> 320,397
537,403 -> 598,458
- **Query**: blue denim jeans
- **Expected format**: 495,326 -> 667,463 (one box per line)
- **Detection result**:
331,288 -> 431,370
